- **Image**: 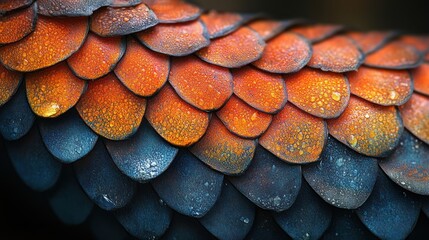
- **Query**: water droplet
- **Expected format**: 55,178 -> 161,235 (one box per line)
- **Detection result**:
331,91 -> 341,101
347,135 -> 358,147
240,217 -> 250,224
389,90 -> 398,100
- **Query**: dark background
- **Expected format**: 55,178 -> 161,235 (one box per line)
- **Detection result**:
1,0 -> 429,239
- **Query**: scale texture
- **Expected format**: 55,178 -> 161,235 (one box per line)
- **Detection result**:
0,0 -> 429,239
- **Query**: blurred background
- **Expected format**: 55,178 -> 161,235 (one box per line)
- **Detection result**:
192,0 -> 429,33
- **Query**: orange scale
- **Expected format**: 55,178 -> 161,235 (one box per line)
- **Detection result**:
190,115 -> 256,175
26,62 -> 86,118
146,0 -> 201,23
0,0 -> 33,13
399,93 -> 429,144
347,66 -> 413,106
0,3 -> 36,45
216,95 -> 272,138
328,96 -> 403,157
364,41 -> 423,69
196,27 -> 265,68
90,3 -> 158,37
248,19 -> 299,41
290,24 -> 343,42
76,73 -> 146,140
347,31 -> 397,54
307,35 -> 364,72
137,20 -> 210,56
412,63 -> 429,96
200,11 -> 244,39
0,15 -> 88,72
232,66 -> 287,114
114,37 -> 169,97
398,35 -> 429,52
169,55 -> 233,111
252,32 -> 312,74
145,84 -> 209,147
425,51 -> 429,62
0,64 -> 22,107
68,33 -> 125,80
286,67 -> 350,118
259,103 -> 327,164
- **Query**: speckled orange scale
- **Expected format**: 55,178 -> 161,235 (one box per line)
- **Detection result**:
145,84 -> 209,147
0,0 -> 33,13
290,24 -> 343,43
114,37 -> 169,97
0,64 -> 22,106
67,33 -> 125,80
76,73 -> 146,140
365,41 -> 422,69
146,0 -> 200,23
137,20 -> 210,56
259,103 -> 327,164
0,15 -> 88,72
232,66 -> 287,114
26,62 -> 85,118
0,3 -> 36,44
286,67 -> 350,118
252,32 -> 312,74
196,27 -> 265,68
190,115 -> 256,175
169,55 -> 233,111
399,93 -> 429,144
200,11 -> 243,39
347,31 -> 396,54
247,19 -> 292,41
328,96 -> 403,157
307,35 -> 364,72
412,63 -> 429,96
216,95 -> 272,138
398,35 -> 429,53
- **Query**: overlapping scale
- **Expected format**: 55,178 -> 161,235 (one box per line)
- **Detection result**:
232,66 -> 287,113
307,35 -> 364,72
76,73 -> 146,140
90,3 -> 158,36
67,33 -> 125,80
152,149 -> 224,218
145,84 -> 209,147
356,171 -> 421,240
197,27 -> 265,68
364,41 -> 423,69
0,0 -> 33,13
380,130 -> 429,195
423,200 -> 429,217
248,19 -> 301,41
190,116 -> 256,175
252,32 -> 312,74
74,141 -> 137,210
0,16 -> 88,72
5,125 -> 62,191
201,11 -> 255,39
105,120 -> 178,182
38,0 -> 142,16
163,213 -> 215,240
328,96 -> 403,157
398,35 -> 429,53
0,85 -> 35,140
169,55 -> 233,111
246,209 -> 291,240
259,104 -> 327,164
399,93 -> 429,144
303,136 -> 378,209
290,24 -> 343,42
146,0 -> 201,23
88,208 -> 132,239
114,184 -> 172,239
323,209 -> 377,240
137,20 -> 209,56
412,63 -> 429,96
216,95 -> 272,138
229,145 -> 301,211
347,31 -> 397,54
0,3 -> 36,44
286,67 -> 350,118
274,180 -> 332,240
38,109 -> 98,163
48,168 -> 94,225
200,181 -> 255,240
346,66 -> 412,106
26,62 -> 86,118
0,64 -> 22,107
114,37 -> 169,97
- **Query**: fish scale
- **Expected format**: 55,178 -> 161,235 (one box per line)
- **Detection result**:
0,0 -> 428,238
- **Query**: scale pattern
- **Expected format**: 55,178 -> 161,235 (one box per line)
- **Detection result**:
0,0 -> 429,239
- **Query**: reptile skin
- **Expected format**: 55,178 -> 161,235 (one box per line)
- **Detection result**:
0,0 -> 429,239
